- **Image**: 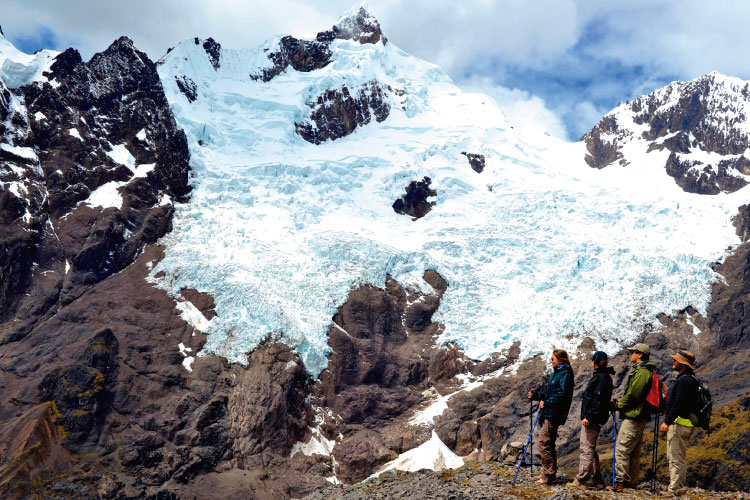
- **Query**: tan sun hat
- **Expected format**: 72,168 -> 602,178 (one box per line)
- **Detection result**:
626,343 -> 650,355
670,350 -> 696,370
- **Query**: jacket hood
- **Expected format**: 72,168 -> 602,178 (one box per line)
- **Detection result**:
596,366 -> 616,375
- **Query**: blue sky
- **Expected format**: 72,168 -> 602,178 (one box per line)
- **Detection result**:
3,0 -> 749,141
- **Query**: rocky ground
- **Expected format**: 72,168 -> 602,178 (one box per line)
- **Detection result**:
304,461 -> 750,500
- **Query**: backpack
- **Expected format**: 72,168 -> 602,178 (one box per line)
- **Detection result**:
688,375 -> 713,430
644,370 -> 668,414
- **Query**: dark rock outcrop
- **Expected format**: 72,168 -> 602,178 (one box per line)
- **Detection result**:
583,115 -> 625,169
583,73 -> 750,194
175,75 -> 197,102
252,7 -> 386,83
392,176 -> 437,220
295,80 -> 391,144
0,36 -> 190,344
315,7 -> 387,45
461,152 -> 485,173
251,36 -> 332,82
201,38 -> 221,70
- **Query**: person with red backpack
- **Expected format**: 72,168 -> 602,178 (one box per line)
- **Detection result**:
610,343 -> 657,492
659,350 -> 700,497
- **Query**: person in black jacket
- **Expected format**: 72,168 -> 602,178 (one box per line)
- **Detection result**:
528,349 -> 575,485
659,350 -> 699,496
568,351 -> 614,489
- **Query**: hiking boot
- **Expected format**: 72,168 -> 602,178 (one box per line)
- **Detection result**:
566,477 -> 587,489
606,482 -> 625,492
535,477 -> 556,485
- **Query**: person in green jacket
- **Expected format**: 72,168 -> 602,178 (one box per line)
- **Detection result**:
611,343 -> 656,492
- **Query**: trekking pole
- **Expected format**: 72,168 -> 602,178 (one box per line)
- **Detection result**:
513,407 -> 541,486
611,410 -> 618,488
529,399 -> 533,476
650,414 -> 659,494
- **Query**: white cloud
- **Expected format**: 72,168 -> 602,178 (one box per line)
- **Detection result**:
459,76 -> 569,141
3,1 -> 750,140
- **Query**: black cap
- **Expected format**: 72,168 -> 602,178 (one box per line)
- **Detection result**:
592,351 -> 608,363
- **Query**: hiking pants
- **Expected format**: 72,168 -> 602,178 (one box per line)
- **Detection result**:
615,418 -> 646,485
576,422 -> 602,482
667,423 -> 693,494
538,418 -> 560,481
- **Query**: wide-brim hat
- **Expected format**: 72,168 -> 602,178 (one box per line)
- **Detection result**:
670,350 -> 696,370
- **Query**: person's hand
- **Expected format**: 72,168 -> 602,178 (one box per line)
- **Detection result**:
539,401 -> 544,409
660,422 -> 669,433
611,399 -> 618,410
582,418 -> 590,427
528,390 -> 535,400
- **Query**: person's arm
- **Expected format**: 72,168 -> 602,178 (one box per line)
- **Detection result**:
617,368 -> 650,410
544,370 -> 569,408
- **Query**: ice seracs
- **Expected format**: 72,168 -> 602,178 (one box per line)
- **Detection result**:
0,31 -> 58,88
153,7 -> 748,378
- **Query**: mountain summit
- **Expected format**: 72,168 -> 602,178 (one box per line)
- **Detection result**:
583,71 -> 750,194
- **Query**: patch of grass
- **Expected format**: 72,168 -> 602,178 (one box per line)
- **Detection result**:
639,393 -> 750,491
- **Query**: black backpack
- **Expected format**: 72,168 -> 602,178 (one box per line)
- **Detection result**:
688,375 -> 712,430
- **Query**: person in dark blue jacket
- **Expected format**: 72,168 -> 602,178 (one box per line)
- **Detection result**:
569,351 -> 614,489
528,349 -> 575,484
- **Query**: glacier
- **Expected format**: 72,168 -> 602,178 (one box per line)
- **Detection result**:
152,15 -> 747,376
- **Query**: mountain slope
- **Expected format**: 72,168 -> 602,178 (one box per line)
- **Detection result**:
583,72 -> 750,194
154,8 -> 745,379
2,7 -> 750,499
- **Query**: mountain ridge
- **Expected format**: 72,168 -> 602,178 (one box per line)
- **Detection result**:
0,7 -> 750,499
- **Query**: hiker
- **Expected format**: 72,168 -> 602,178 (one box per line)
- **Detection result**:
568,351 -> 614,489
659,350 -> 699,497
528,349 -> 575,485
611,343 -> 656,492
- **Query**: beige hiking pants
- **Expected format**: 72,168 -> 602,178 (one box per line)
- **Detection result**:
576,422 -> 602,482
667,423 -> 694,494
615,418 -> 646,485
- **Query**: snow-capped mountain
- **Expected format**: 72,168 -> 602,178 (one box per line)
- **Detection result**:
154,7 -> 742,377
584,72 -> 750,194
3,7 -> 750,499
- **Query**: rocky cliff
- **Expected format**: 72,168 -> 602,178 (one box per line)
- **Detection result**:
1,11 -> 750,500
583,72 -> 750,194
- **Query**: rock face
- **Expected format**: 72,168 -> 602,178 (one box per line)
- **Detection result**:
199,37 -> 221,70
583,72 -> 750,194
295,80 -> 391,144
315,270 -> 479,483
315,7 -> 387,45
0,37 -> 190,346
392,176 -> 437,219
251,36 -> 333,82
251,7 -> 386,83
461,152 -> 485,173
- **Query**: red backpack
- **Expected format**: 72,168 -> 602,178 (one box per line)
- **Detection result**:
644,370 -> 668,414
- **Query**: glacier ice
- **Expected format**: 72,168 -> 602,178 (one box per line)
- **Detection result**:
153,26 -> 745,376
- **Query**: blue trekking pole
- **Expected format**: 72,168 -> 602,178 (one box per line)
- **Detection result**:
530,399 -> 533,476
513,406 -> 542,485
612,410 -> 618,488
